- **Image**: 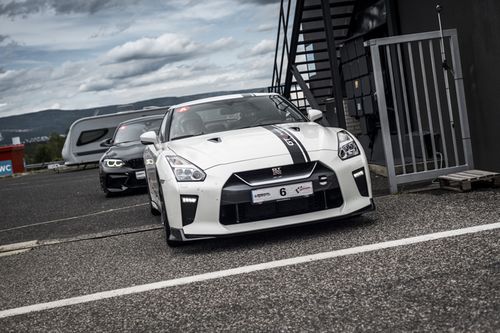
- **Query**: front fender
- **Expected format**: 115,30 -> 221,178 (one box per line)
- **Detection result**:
156,151 -> 184,229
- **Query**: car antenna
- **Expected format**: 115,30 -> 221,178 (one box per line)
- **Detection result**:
436,3 -> 454,76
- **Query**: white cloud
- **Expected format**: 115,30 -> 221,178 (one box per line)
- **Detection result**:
251,39 -> 275,55
89,21 -> 134,39
0,0 -> 280,118
176,0 -> 241,21
0,68 -> 49,94
78,78 -> 114,92
255,23 -> 275,32
105,59 -> 170,79
50,61 -> 86,80
238,39 -> 275,59
208,37 -> 238,50
104,33 -> 199,63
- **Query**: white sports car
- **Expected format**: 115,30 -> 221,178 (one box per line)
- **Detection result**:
141,93 -> 374,246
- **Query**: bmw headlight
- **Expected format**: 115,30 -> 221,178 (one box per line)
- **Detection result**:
104,158 -> 125,168
166,155 -> 206,182
337,131 -> 360,160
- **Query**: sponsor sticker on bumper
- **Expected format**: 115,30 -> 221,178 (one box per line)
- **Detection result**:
135,171 -> 146,180
251,181 -> 313,204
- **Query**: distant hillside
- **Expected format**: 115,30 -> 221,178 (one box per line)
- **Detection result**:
0,88 -> 266,144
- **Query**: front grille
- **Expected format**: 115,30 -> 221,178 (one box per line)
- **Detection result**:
219,162 -> 343,225
220,189 -> 343,225
105,173 -> 147,190
234,162 -> 315,185
126,158 -> 145,169
106,174 -> 128,189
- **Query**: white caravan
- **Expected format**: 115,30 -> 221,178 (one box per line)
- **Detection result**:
62,107 -> 168,165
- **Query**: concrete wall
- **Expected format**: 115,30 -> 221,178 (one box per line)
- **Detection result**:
395,0 -> 500,171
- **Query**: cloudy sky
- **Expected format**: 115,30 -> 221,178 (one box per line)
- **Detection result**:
0,0 -> 281,117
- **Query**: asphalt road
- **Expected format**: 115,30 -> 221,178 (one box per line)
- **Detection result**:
0,168 -> 157,244
0,169 -> 499,332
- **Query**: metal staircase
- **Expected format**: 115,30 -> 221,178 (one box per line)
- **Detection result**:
270,0 -> 356,124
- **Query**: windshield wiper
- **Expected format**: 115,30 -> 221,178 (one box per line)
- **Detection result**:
237,121 -> 284,130
258,121 -> 285,126
115,140 -> 138,144
171,132 -> 205,141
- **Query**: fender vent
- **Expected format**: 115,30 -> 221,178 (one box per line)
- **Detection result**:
207,137 -> 222,143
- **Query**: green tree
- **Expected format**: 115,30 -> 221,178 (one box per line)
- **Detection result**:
47,133 -> 65,160
27,133 -> 66,163
33,144 -> 52,163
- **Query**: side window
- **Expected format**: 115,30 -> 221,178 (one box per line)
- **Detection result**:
76,128 -> 109,146
146,119 -> 163,133
270,95 -> 307,121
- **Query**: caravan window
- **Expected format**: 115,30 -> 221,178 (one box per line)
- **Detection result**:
77,128 -> 109,146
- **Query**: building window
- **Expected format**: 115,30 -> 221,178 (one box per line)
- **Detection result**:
305,43 -> 316,77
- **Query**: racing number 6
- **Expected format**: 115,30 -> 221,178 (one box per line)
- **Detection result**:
280,188 -> 287,196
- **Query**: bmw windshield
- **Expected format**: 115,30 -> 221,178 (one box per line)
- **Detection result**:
114,118 -> 162,144
168,95 -> 307,141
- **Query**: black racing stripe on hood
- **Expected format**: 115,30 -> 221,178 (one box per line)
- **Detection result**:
277,126 -> 311,163
263,125 -> 307,164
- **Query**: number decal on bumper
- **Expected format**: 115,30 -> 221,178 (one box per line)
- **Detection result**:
251,181 -> 313,204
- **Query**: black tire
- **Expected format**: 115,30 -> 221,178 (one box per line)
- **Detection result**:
158,184 -> 183,248
103,187 -> 116,198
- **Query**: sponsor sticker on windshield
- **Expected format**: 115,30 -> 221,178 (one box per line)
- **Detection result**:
176,106 -> 191,113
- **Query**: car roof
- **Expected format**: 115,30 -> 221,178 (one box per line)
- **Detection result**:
117,114 -> 165,127
170,92 -> 280,109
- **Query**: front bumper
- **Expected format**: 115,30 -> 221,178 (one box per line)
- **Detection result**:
219,162 -> 344,225
100,166 -> 147,192
160,150 -> 373,240
169,199 -> 375,242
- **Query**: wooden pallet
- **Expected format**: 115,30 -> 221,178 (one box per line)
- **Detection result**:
438,169 -> 500,192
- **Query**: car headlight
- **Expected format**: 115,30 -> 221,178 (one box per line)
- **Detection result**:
104,158 -> 125,168
166,155 -> 206,182
337,131 -> 360,160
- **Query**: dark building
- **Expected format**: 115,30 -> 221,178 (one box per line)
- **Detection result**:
270,0 -> 500,192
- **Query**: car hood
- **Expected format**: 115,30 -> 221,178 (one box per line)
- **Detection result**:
103,141 -> 145,161
165,122 -> 339,170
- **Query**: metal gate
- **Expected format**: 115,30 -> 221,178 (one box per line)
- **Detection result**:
366,29 -> 473,193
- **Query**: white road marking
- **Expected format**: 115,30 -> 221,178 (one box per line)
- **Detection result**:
0,249 -> 31,257
0,240 -> 38,253
1,221 -> 499,319
0,203 -> 148,233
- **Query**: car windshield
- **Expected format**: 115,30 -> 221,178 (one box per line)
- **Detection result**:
168,95 -> 307,141
113,118 -> 162,144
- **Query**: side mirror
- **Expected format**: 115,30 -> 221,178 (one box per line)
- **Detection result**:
140,131 -> 158,145
307,109 -> 323,122
99,138 -> 112,147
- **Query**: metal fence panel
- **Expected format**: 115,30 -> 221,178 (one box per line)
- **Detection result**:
366,29 -> 473,193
